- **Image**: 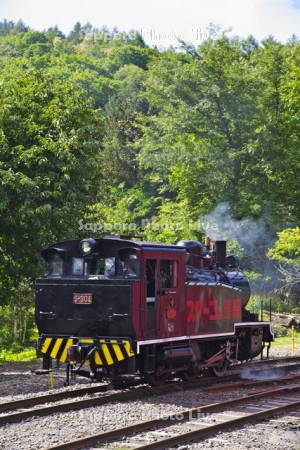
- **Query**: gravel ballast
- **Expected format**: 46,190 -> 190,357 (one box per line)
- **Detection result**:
0,345 -> 299,450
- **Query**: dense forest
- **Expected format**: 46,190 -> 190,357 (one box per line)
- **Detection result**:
0,20 -> 299,348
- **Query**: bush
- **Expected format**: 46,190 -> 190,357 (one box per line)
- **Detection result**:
0,348 -> 37,363
0,304 -> 37,349
273,324 -> 289,337
0,279 -> 37,350
247,293 -> 299,315
9,342 -> 24,353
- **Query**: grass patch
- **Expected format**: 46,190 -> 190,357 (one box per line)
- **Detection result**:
273,335 -> 299,347
0,348 -> 37,363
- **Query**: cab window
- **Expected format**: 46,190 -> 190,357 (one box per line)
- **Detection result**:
87,257 -> 116,277
72,258 -> 84,276
146,259 -> 156,298
160,260 -> 178,288
48,256 -> 63,277
104,257 -> 116,276
117,254 -> 140,278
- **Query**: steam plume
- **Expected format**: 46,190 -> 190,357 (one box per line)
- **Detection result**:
201,203 -> 270,255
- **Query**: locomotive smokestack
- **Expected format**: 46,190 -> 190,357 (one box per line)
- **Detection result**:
215,240 -> 226,267
205,237 -> 211,252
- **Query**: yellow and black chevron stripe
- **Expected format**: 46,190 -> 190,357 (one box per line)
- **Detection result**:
40,336 -> 134,365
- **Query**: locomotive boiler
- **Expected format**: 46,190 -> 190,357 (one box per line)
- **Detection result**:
35,236 -> 273,385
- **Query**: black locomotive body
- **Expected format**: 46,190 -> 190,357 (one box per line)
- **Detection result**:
35,236 -> 273,384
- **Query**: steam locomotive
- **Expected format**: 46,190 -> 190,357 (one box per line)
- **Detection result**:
35,236 -> 273,385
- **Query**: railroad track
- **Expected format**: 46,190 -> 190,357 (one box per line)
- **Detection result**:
0,356 -> 299,426
45,383 -> 300,450
0,383 -> 108,414
248,355 -> 300,365
0,377 -> 233,425
229,354 -> 300,372
203,372 -> 300,393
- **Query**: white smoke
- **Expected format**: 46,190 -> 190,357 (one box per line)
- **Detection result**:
240,368 -> 284,381
201,203 -> 269,255
201,203 -> 282,292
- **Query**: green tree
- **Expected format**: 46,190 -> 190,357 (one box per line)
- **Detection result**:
268,227 -> 300,294
268,227 -> 300,267
0,68 -> 103,301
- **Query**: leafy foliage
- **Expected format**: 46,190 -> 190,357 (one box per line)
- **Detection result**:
268,228 -> 300,267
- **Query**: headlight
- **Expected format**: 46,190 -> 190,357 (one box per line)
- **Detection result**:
79,238 -> 96,255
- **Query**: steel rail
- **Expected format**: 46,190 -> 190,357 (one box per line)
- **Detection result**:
203,373 -> 300,393
229,358 -> 300,373
1,358 -> 300,425
0,384 -> 108,413
0,377 -> 230,425
138,392 -> 300,450
44,384 -> 300,450
241,355 -> 300,366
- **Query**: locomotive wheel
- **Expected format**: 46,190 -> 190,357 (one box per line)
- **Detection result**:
145,372 -> 168,386
147,374 -> 160,386
180,372 -> 194,382
180,367 -> 197,381
208,359 -> 229,377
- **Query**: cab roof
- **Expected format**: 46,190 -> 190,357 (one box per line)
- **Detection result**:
41,236 -> 185,260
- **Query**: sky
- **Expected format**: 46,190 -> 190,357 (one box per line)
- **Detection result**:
1,0 -> 300,47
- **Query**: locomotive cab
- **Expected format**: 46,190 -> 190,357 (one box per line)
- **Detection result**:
36,238 -> 142,338
36,238 -> 146,381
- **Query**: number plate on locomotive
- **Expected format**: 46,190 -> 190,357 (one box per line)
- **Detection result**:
73,293 -> 93,304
